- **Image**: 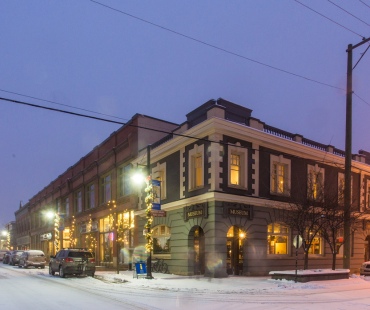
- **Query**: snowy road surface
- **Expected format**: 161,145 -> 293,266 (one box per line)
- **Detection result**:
1,263 -> 370,309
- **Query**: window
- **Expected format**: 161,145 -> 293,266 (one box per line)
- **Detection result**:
118,164 -> 131,197
86,183 -> 95,210
74,190 -> 83,213
194,154 -> 203,187
366,180 -> 370,209
230,154 -> 240,185
270,155 -> 291,196
56,198 -> 62,215
338,172 -> 352,205
152,225 -> 171,254
228,143 -> 248,188
308,234 -> 323,255
64,197 -> 70,218
153,162 -> 166,200
189,144 -> 205,190
307,165 -> 324,201
100,174 -> 112,204
267,223 -> 289,255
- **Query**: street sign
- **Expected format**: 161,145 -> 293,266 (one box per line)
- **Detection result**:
293,235 -> 303,249
151,210 -> 166,217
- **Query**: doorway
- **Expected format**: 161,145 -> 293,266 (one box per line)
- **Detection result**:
226,226 -> 245,275
192,226 -> 205,275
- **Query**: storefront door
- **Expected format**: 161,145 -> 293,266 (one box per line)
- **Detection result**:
193,227 -> 205,275
226,226 -> 245,275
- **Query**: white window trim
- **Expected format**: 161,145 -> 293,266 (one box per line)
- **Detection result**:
189,144 -> 204,190
228,143 -> 248,189
270,154 -> 291,196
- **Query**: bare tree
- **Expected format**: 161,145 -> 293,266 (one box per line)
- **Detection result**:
280,201 -> 324,270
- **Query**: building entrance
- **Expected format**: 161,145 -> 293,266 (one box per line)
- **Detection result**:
226,226 -> 245,275
192,226 -> 205,275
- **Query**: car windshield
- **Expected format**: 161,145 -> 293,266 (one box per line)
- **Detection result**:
69,252 -> 93,258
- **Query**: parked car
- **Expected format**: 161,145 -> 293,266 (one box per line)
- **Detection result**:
9,250 -> 24,265
0,250 -> 8,261
360,261 -> 370,276
18,250 -> 46,269
49,248 -> 95,278
2,251 -> 12,264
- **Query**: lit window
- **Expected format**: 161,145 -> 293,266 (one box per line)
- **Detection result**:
270,155 -> 290,196
228,143 -> 248,189
189,144 -> 205,190
230,154 -> 240,185
194,154 -> 203,188
338,172 -> 352,205
307,165 -> 324,201
267,223 -> 289,255
308,234 -> 322,255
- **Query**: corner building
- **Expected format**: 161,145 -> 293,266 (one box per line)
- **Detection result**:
135,99 -> 370,277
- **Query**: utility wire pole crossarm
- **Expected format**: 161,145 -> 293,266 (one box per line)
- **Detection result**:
343,36 -> 370,269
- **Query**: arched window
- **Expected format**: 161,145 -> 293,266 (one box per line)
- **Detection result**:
267,223 -> 289,255
152,225 -> 171,254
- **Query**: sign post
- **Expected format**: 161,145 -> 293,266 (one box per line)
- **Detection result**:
292,235 -> 303,283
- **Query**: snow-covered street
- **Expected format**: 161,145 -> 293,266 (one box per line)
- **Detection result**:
1,263 -> 370,309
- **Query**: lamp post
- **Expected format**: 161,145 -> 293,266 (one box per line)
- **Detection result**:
144,145 -> 153,279
132,145 -> 153,279
46,211 -> 61,254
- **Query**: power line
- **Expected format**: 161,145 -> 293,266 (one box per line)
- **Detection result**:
0,88 -> 129,122
359,0 -> 370,10
0,95 -> 346,168
327,0 -> 370,27
294,0 -> 365,38
89,0 -> 343,91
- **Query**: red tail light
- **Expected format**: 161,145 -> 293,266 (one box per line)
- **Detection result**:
65,257 -> 74,263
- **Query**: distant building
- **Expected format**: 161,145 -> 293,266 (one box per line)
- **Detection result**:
14,98 -> 370,276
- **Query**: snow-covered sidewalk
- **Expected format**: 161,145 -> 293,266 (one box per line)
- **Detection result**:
96,269 -> 370,294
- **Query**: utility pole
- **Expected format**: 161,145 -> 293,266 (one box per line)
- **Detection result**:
344,37 -> 370,269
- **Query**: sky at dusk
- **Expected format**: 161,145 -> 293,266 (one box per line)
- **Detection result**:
1,0 -> 370,227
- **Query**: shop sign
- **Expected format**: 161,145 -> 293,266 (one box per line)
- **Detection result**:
184,203 -> 208,221
223,203 -> 253,220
